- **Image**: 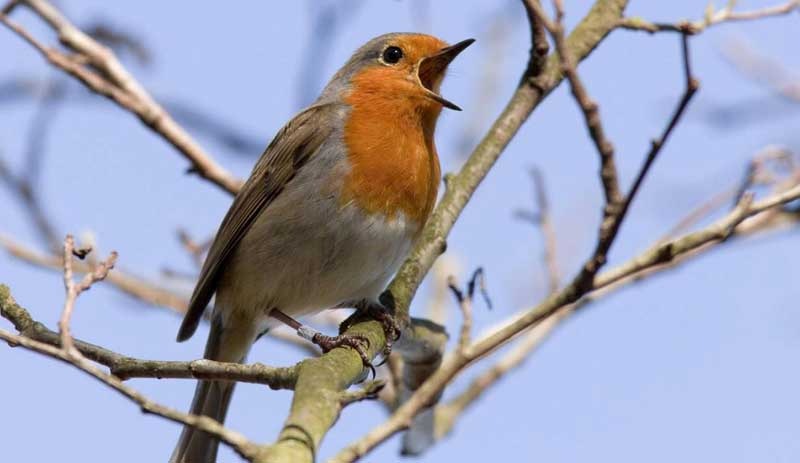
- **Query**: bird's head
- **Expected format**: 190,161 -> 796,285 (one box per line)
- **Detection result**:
324,33 -> 474,113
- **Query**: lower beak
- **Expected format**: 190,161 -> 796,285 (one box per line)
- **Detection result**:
417,38 -> 475,111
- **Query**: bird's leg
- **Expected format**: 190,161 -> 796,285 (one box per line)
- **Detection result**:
338,293 -> 401,359
268,309 -> 374,375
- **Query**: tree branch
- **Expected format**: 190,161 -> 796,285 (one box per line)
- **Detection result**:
0,326 -> 260,460
617,0 -> 800,35
527,0 -> 623,209
0,0 -> 242,194
58,234 -> 117,355
570,31 -> 698,293
431,168 -> 562,448
0,284 -> 300,388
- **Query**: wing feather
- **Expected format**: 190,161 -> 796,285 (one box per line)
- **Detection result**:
176,103 -> 339,341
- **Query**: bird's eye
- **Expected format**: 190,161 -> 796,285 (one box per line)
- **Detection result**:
382,46 -> 404,65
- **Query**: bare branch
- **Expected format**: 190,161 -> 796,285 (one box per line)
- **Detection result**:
617,1 -> 800,34
1,234 -> 188,312
1,0 -> 242,194
427,169 -> 562,449
571,32 -> 699,293
521,0 -> 551,79
0,235 -> 326,355
527,0 -> 623,209
531,168 -> 560,291
0,285 -> 299,388
176,228 -> 212,268
58,235 -> 117,356
0,326 -> 260,460
434,306 -> 569,440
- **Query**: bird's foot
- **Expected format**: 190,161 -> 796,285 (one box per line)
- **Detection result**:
303,328 -> 375,379
339,298 -> 401,362
271,309 -> 376,378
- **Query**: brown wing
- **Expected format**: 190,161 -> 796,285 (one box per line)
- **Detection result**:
176,103 -> 338,341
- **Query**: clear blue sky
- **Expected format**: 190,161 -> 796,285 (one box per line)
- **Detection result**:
2,1 -> 799,462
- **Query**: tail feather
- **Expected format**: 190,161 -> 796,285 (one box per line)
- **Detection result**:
171,315 -> 254,463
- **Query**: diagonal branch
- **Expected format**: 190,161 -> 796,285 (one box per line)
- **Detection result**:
526,0 -> 623,209
571,32 -> 699,293
0,326 -> 260,460
0,0 -> 242,194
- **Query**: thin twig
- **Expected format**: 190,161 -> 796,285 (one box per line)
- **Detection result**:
531,168 -> 560,292
58,235 -> 117,356
428,169 -> 562,447
527,0 -> 623,209
447,276 -> 472,353
448,268 -> 491,354
521,0 -> 551,80
572,32 -> 699,292
617,0 -> 800,34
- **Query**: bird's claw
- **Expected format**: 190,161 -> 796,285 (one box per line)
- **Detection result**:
339,301 -> 401,365
311,332 -> 376,380
366,306 -> 401,363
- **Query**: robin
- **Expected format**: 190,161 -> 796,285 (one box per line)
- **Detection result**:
170,32 -> 473,462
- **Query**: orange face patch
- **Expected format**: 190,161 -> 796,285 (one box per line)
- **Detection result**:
339,35 -> 449,228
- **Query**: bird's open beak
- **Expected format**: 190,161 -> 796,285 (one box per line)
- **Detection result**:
417,38 -> 475,111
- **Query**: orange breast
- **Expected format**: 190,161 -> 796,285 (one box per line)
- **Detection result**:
341,67 -> 441,229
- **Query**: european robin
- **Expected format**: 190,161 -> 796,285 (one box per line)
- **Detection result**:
171,32 -> 473,462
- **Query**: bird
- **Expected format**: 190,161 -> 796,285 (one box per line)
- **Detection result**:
170,32 -> 473,462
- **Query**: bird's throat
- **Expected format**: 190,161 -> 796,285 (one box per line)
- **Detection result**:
341,70 -> 442,229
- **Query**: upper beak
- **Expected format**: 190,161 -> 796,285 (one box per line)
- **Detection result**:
417,38 -> 475,111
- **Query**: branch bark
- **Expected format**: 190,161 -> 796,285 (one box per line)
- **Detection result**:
0,284 -> 299,388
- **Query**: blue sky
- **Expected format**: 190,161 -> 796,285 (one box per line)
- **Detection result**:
2,1 -> 800,462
